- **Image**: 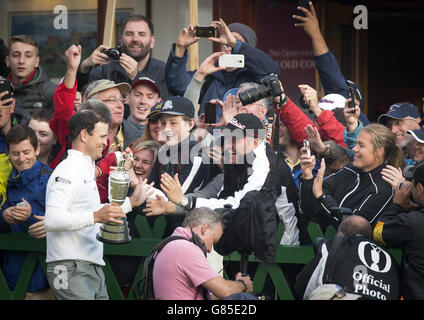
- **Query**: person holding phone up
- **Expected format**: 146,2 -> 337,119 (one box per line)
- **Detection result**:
165,19 -> 280,124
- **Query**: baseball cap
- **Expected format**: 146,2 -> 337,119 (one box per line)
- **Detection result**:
226,113 -> 264,138
377,102 -> 421,125
86,79 -> 131,99
307,284 -> 362,300
223,88 -> 239,102
318,94 -> 347,111
408,128 -> 424,144
158,96 -> 194,118
146,101 -> 163,120
403,161 -> 424,185
131,76 -> 160,95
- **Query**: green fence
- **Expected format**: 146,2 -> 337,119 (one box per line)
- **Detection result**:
0,215 -> 401,300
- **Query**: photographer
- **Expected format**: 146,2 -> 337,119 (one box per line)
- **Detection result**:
373,161 -> 424,299
165,19 -> 280,123
77,15 -> 169,98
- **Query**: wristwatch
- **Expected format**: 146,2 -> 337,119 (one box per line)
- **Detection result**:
178,197 -> 190,210
237,279 -> 248,292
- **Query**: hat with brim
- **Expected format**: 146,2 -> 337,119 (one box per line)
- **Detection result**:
226,113 -> 264,139
318,94 -> 347,111
377,103 -> 421,125
86,79 -> 131,99
131,76 -> 160,95
158,96 -> 194,118
307,284 -> 362,300
408,128 -> 424,144
147,101 -> 163,121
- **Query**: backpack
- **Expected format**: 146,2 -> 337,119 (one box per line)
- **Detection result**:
135,235 -> 187,300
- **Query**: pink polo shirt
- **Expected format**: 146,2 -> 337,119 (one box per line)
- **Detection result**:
153,227 -> 220,300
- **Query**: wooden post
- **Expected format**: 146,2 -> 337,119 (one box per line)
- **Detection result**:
103,0 -> 117,47
188,0 -> 199,71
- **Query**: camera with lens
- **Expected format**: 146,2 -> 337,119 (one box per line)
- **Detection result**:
102,46 -> 123,60
238,74 -> 283,106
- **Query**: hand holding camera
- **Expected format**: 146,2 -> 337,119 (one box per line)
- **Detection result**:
175,24 -> 200,57
344,95 -> 360,133
238,74 -> 283,106
298,84 -> 319,116
80,45 -> 111,73
119,52 -> 138,80
209,19 -> 237,48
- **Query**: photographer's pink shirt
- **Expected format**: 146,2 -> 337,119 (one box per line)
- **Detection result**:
153,227 -> 219,300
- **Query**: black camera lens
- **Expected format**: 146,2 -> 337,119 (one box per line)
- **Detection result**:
238,85 -> 271,106
102,47 -> 122,60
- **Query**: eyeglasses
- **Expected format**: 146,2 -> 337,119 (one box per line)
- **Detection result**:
101,97 -> 125,104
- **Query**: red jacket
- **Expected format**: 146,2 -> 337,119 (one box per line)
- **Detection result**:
49,81 -> 116,203
277,97 -> 346,149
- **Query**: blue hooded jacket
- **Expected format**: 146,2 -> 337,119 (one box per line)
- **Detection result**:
0,160 -> 52,292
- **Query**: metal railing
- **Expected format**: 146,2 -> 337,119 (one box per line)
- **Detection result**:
0,215 -> 401,300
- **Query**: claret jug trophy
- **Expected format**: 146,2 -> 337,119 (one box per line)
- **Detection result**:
97,151 -> 133,244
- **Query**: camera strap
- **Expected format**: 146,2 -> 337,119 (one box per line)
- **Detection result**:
266,99 -> 283,149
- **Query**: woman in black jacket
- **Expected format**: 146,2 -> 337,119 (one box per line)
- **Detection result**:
300,123 -> 404,229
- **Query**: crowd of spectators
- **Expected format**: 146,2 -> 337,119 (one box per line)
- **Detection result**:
0,2 -> 423,301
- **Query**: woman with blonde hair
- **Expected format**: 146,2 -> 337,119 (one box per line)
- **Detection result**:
300,123 -> 404,229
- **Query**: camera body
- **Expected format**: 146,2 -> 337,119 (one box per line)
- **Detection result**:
238,74 -> 282,106
102,46 -> 123,60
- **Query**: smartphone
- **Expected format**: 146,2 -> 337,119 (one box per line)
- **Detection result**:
347,87 -> 356,113
17,201 -> 27,207
204,103 -> 216,124
303,139 -> 311,156
296,0 -> 311,23
0,78 -> 14,106
218,54 -> 245,68
195,26 -> 217,38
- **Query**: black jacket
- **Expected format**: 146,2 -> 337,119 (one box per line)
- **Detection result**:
295,235 -> 401,300
77,55 -> 169,99
149,138 -> 207,236
300,164 -> 394,228
374,204 -> 424,300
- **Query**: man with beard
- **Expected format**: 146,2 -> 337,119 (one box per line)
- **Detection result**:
77,15 -> 169,98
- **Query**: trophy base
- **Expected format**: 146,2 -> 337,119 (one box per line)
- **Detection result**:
96,218 -> 131,245
96,233 -> 131,245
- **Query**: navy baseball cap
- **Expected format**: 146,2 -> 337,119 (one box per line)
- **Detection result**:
226,113 -> 264,138
146,101 -> 163,120
408,128 -> 424,144
377,103 -> 421,125
158,96 -> 194,118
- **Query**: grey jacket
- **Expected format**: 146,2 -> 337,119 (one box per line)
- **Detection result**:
13,66 -> 56,118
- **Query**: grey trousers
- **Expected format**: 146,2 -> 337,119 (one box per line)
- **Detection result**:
47,260 -> 109,300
